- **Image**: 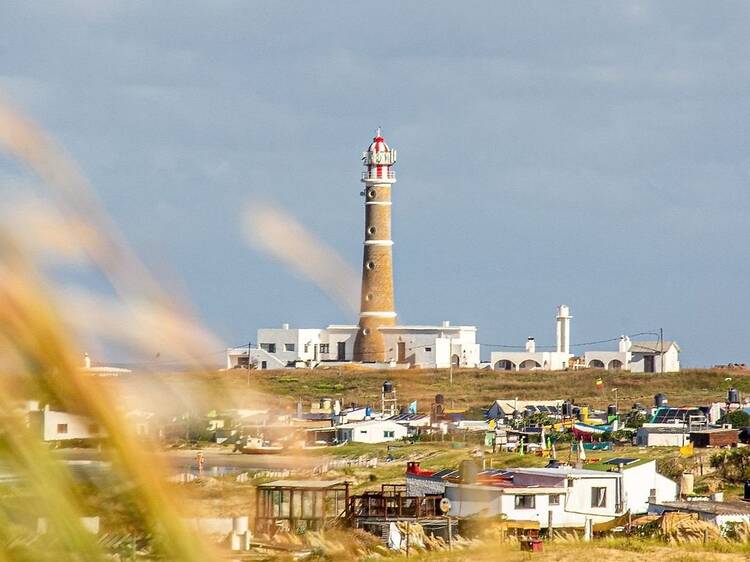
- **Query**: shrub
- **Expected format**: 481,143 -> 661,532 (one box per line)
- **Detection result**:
718,410 -> 750,428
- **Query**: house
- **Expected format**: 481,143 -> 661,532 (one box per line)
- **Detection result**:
226,321 -> 480,369
28,405 -> 105,442
585,337 -> 681,373
689,428 -> 739,448
336,419 -> 408,444
636,426 -> 690,447
490,306 -> 573,372
411,459 -> 677,529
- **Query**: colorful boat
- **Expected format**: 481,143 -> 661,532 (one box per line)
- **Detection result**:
571,421 -> 612,442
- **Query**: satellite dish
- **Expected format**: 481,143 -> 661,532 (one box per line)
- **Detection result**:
439,498 -> 452,514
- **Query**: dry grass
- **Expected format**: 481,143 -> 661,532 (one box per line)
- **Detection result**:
108,367 -> 750,414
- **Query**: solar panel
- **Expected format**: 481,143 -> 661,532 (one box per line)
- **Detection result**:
604,458 -> 639,466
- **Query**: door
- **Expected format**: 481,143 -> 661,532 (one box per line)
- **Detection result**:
337,341 -> 346,361
644,355 -> 655,373
397,342 -> 406,363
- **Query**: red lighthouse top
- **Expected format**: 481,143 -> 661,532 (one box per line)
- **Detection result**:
362,128 -> 397,185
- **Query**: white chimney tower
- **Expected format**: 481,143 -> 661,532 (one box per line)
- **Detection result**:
84,352 -> 91,369
555,305 -> 572,354
618,335 -> 631,353
526,337 -> 536,353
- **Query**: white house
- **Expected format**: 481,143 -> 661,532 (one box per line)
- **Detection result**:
226,321 -> 480,369
28,405 -> 105,442
584,336 -> 681,373
491,306 -> 573,372
487,399 -> 564,420
445,461 -> 677,528
335,419 -> 408,444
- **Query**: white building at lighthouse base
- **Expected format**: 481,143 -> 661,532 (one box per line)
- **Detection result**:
226,321 -> 480,370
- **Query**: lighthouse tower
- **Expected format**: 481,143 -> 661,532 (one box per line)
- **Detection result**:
353,129 -> 398,362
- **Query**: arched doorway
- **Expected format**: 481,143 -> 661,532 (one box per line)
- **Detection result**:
519,360 -> 541,371
608,359 -> 623,370
451,354 -> 460,367
494,359 -> 516,371
589,359 -> 605,369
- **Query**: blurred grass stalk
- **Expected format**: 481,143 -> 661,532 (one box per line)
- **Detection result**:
0,99 -> 216,559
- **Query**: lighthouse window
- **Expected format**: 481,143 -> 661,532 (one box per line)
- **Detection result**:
367,189 -> 376,199
362,328 -> 370,336
366,293 -> 373,301
368,226 -> 376,235
367,261 -> 375,270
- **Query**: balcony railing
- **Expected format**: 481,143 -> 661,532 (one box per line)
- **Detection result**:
361,170 -> 396,181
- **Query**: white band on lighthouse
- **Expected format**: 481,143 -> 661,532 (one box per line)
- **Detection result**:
364,240 -> 394,246
365,201 -> 392,206
360,311 -> 397,318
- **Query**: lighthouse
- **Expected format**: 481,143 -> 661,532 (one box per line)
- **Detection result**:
353,129 -> 398,362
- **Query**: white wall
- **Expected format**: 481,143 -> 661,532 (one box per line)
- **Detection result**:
583,351 -> 630,370
621,461 -> 678,514
32,408 -> 105,441
337,420 -> 407,443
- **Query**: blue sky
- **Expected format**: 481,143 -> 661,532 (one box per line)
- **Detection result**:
2,2 -> 749,366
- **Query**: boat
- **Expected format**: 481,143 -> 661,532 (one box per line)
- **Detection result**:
238,436 -> 285,455
571,421 -> 612,441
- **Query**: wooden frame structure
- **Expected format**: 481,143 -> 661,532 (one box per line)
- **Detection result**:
347,484 -> 442,523
254,480 -> 350,535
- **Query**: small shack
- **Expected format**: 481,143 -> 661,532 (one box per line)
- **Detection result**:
689,428 -> 739,448
254,480 -> 349,535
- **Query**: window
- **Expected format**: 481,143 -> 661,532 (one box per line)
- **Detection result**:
591,487 -> 607,508
425,347 -> 432,352
284,343 -> 295,352
384,430 -> 395,438
549,494 -> 561,506
260,343 -> 276,353
237,356 -> 249,366
57,423 -> 68,434
261,361 -> 267,369
514,495 -> 535,509
304,343 -> 309,353
320,344 -> 330,354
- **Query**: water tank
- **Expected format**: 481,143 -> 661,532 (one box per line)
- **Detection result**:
607,404 -> 617,417
729,388 -> 740,404
654,393 -> 668,408
383,381 -> 394,394
459,460 -> 478,484
435,394 -> 445,405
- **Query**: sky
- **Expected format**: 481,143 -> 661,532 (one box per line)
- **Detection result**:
1,1 -> 749,367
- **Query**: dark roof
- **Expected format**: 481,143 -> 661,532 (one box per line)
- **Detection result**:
653,500 -> 750,516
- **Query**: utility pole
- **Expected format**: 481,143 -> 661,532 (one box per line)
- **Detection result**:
247,341 -> 252,387
660,328 -> 664,374
612,388 -> 619,415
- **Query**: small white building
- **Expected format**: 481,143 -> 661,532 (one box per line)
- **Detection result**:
28,405 -> 106,442
226,321 -> 480,370
584,337 -> 681,373
491,306 -> 573,372
445,461 -> 677,527
335,419 -> 408,444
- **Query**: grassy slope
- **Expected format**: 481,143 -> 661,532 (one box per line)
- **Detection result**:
243,367 -> 749,412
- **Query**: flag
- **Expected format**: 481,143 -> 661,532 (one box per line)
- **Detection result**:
595,377 -> 604,390
408,401 -> 417,414
551,441 -> 557,460
579,439 -> 587,461
519,437 -> 525,456
679,442 -> 694,457
540,427 -> 547,451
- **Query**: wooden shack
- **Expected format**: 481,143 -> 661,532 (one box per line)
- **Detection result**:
689,428 -> 739,448
254,480 -> 349,535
